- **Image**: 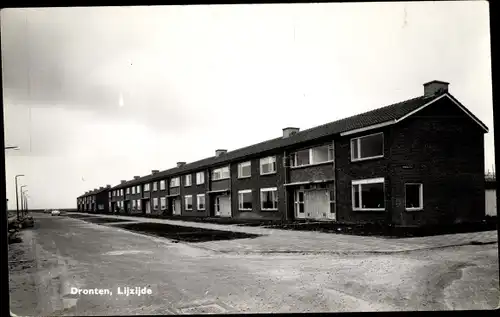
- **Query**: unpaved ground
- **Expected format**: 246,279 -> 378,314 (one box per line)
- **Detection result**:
8,214 -> 499,316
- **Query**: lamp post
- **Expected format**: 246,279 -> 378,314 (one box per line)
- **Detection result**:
20,186 -> 27,217
15,175 -> 24,220
22,191 -> 28,217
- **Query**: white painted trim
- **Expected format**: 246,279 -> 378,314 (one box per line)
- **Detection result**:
405,183 -> 424,210
260,156 -> 277,175
350,132 -> 384,162
238,161 -> 252,178
260,187 -> 278,192
352,177 -> 385,185
184,195 -> 193,210
341,120 -> 395,136
238,189 -> 252,194
340,93 -> 488,136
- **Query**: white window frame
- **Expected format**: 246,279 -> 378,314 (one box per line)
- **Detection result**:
184,174 -> 192,187
185,195 -> 193,210
136,199 -> 141,210
136,185 -> 141,193
260,156 -> 277,175
238,189 -> 253,211
211,166 -> 230,181
153,198 -> 159,210
126,188 -> 130,194
351,177 -> 385,211
160,197 -> 167,210
405,183 -> 423,211
170,177 -> 180,188
350,132 -> 384,162
238,161 -> 252,178
132,200 -> 136,210
132,187 -> 136,194
153,182 -> 158,191
260,187 -> 278,211
144,183 -> 150,192
196,172 -> 205,185
160,180 -> 166,191
197,194 -> 206,210
120,189 -> 124,196
291,143 -> 334,167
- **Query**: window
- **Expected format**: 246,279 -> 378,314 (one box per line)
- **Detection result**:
153,198 -> 158,210
405,183 -> 423,210
136,186 -> 141,194
144,183 -> 150,192
132,187 -> 136,194
238,161 -> 251,178
352,178 -> 385,210
212,166 -> 230,181
153,182 -> 158,191
238,190 -> 253,210
170,177 -> 180,188
291,144 -> 334,167
261,187 -> 278,210
132,200 -> 136,210
351,133 -> 384,161
120,189 -> 124,196
329,189 -> 336,213
109,192 -> 111,198
160,180 -> 166,191
196,172 -> 205,185
184,174 -> 192,187
160,197 -> 167,210
197,194 -> 205,210
260,156 -> 276,175
185,195 -> 193,210
136,199 -> 141,210
294,191 -> 304,214
126,188 -> 130,194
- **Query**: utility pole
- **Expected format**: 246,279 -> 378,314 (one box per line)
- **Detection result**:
15,175 -> 24,220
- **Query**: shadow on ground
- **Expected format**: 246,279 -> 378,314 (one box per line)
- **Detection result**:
110,222 -> 262,243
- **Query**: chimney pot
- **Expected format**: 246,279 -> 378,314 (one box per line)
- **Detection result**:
99,186 -> 103,189
133,176 -> 140,180
120,180 -> 127,184
215,149 -> 227,157
177,162 -> 186,167
152,170 -> 160,174
282,127 -> 300,138
106,185 -> 111,188
423,80 -> 449,96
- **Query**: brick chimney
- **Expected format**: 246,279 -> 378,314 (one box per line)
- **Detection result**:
423,80 -> 449,96
152,170 -> 160,174
215,149 -> 227,157
106,185 -> 111,188
99,186 -> 104,190
133,176 -> 140,180
177,162 -> 186,167
120,180 -> 127,184
283,127 -> 300,138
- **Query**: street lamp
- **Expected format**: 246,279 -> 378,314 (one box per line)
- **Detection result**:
22,190 -> 28,217
20,186 -> 27,216
15,174 -> 25,220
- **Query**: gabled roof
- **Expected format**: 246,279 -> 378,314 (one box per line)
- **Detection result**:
110,91 -> 488,189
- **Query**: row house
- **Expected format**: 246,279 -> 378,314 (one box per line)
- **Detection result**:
80,80 -> 488,227
77,186 -> 111,213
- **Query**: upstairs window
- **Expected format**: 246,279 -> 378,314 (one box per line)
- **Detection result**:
238,161 -> 252,178
126,188 -> 130,195
170,177 -> 180,188
291,144 -> 334,167
196,172 -> 205,185
131,187 -> 136,194
153,182 -> 158,191
260,156 -> 277,175
351,132 -> 384,161
160,180 -> 166,190
136,185 -> 141,194
120,189 -> 124,196
212,166 -> 230,181
184,174 -> 192,187
144,183 -> 150,192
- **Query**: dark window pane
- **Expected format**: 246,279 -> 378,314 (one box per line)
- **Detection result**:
359,134 -> 383,158
351,139 -> 359,159
295,149 -> 310,166
353,185 -> 360,208
405,184 -> 421,208
330,202 -> 335,213
361,183 -> 384,208
298,192 -> 304,202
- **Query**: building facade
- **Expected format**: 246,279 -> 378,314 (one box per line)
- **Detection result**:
78,81 -> 488,227
77,185 -> 111,213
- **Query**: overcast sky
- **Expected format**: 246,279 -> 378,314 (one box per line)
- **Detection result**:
1,2 -> 493,209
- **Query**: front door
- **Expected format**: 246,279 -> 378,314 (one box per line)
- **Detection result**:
219,195 -> 232,217
145,200 -> 151,214
304,190 -> 330,220
173,198 -> 181,215
294,190 -> 305,219
214,196 -> 221,216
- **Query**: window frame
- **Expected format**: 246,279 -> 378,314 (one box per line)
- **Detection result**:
136,185 -> 141,194
185,195 -> 193,210
160,180 -> 166,191
238,161 -> 252,178
144,183 -> 150,192
238,189 -> 253,211
211,166 -> 230,181
260,156 -> 277,175
197,194 -> 206,210
153,182 -> 158,191
136,199 -> 141,210
351,177 -> 385,211
153,197 -> 159,210
131,187 -> 136,194
126,188 -> 130,195
196,172 -> 205,185
170,177 -> 180,188
405,183 -> 424,211
260,187 -> 278,211
184,174 -> 192,187
350,132 -> 384,162
291,143 -> 334,168
160,197 -> 167,210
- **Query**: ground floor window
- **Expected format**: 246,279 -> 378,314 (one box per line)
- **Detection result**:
153,198 -> 159,210
352,177 -> 385,210
197,194 -> 205,210
405,183 -> 423,210
132,200 -> 136,210
185,195 -> 193,210
238,190 -> 252,210
160,197 -> 166,210
136,199 -> 141,210
260,187 -> 278,210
